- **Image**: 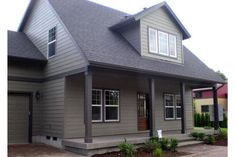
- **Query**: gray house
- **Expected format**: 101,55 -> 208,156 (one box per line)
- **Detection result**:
8,0 -> 223,155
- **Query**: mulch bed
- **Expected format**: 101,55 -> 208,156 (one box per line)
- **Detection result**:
213,139 -> 227,146
93,148 -> 191,157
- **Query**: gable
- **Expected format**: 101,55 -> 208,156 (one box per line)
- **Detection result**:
140,7 -> 184,64
21,0 -> 87,77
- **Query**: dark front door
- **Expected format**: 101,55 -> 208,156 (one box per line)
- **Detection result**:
137,93 -> 149,131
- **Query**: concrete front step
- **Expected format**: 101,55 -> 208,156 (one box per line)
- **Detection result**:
178,140 -> 204,147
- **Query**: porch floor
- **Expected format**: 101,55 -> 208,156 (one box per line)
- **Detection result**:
62,133 -> 194,156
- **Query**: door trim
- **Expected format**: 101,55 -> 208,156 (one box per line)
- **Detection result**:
8,91 -> 33,143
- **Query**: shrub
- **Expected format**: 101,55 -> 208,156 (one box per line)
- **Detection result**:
118,139 -> 136,157
169,138 -> 178,152
196,113 -> 201,127
205,113 -> 211,127
153,148 -> 163,157
220,114 -> 227,128
206,135 -> 215,144
198,133 -> 205,141
159,138 -> 170,150
200,113 -> 205,127
218,129 -> 227,140
191,132 -> 199,139
144,139 -> 161,152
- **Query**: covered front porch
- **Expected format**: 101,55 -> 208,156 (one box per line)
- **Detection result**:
63,66 -> 220,155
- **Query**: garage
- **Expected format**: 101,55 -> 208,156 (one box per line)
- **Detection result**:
8,93 -> 32,144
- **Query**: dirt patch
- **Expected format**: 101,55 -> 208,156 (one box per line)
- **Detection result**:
8,144 -> 80,157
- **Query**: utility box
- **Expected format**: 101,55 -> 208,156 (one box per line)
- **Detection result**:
209,104 -> 223,121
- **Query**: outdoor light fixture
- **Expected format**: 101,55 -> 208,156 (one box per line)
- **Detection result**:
35,91 -> 41,100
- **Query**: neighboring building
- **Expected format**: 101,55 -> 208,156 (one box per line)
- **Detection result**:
8,0 -> 224,155
193,84 -> 228,114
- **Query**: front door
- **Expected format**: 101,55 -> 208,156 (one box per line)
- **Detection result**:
137,93 -> 149,131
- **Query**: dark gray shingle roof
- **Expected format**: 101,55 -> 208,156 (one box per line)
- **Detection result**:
110,1 -> 191,40
8,30 -> 46,62
48,0 -> 223,83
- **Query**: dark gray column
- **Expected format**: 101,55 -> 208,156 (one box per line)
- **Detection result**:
180,82 -> 186,134
213,85 -> 219,130
84,71 -> 93,143
148,78 -> 155,137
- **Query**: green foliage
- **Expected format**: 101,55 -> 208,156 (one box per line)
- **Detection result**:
200,113 -> 205,127
191,132 -> 205,141
153,148 -> 163,157
198,133 -> 205,141
205,113 -> 211,127
159,138 -> 170,151
218,128 -> 227,140
220,114 -> 227,128
196,113 -> 201,127
191,132 -> 199,139
144,139 -> 161,152
118,139 -> 136,157
206,135 -> 216,144
216,70 -> 227,81
169,138 -> 178,152
194,113 -> 211,127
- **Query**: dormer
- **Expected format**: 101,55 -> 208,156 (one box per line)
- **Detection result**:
110,2 -> 190,64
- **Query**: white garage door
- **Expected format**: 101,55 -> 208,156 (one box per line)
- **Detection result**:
8,94 -> 29,144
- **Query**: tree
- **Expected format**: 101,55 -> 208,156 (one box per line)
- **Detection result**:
216,70 -> 227,81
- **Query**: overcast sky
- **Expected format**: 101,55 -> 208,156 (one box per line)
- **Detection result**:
6,0 -> 236,78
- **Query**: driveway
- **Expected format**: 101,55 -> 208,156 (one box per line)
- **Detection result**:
8,144 -> 87,157
178,144 -> 227,157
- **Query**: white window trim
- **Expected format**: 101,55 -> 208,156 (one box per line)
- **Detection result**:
104,90 -> 120,122
92,89 -> 103,122
175,106 -> 182,120
169,34 -> 177,58
175,95 -> 182,120
148,28 -> 158,54
164,94 -> 175,120
47,26 -> 57,59
158,31 -> 169,56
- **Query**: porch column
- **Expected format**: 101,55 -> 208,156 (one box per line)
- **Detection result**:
213,85 -> 219,130
84,70 -> 93,143
148,78 -> 155,137
180,82 -> 186,134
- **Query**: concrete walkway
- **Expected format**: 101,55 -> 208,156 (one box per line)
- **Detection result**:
178,144 -> 227,157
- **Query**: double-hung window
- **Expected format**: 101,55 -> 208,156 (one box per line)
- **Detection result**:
104,90 -> 119,122
92,89 -> 102,122
48,27 -> 56,58
175,95 -> 182,119
164,94 -> 182,120
92,89 -> 120,122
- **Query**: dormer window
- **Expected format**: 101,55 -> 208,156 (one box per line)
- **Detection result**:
158,31 -> 169,55
149,28 -> 158,53
48,27 -> 56,58
148,28 -> 177,58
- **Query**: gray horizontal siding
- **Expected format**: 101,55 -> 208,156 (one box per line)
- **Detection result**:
23,0 -> 87,77
64,71 -> 194,138
8,63 -> 43,78
140,7 -> 183,64
40,78 -> 65,138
